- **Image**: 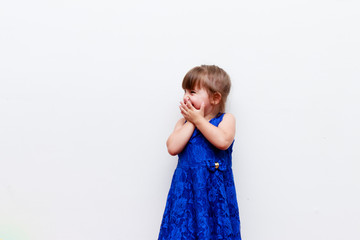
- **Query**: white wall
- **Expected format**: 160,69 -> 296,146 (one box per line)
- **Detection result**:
1,0 -> 359,239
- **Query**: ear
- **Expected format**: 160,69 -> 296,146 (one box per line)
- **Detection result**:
211,92 -> 222,105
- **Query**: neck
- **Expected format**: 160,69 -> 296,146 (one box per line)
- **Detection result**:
204,106 -> 221,121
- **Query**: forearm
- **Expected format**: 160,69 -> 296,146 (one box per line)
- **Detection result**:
166,121 -> 195,155
194,118 -> 233,150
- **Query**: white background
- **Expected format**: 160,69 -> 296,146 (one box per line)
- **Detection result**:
1,0 -> 359,239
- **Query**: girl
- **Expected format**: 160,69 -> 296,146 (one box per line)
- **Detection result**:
158,65 -> 241,240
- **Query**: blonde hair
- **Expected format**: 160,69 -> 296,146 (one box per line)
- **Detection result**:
182,65 -> 231,112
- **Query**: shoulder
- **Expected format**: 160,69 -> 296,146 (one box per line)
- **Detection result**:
176,117 -> 186,125
218,113 -> 236,129
220,113 -> 236,124
173,117 -> 186,130
222,113 -> 235,121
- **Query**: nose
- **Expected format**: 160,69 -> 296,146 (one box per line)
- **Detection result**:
183,93 -> 190,102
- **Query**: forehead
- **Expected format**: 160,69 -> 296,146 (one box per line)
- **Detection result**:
182,77 -> 206,90
184,86 -> 206,92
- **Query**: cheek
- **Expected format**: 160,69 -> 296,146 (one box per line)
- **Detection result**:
191,98 -> 201,109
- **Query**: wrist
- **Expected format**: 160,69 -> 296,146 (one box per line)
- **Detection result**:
185,120 -> 195,128
193,116 -> 206,127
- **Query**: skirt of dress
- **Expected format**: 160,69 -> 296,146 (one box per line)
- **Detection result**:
158,164 -> 241,240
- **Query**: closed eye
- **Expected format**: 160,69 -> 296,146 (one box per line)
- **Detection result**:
190,90 -> 196,94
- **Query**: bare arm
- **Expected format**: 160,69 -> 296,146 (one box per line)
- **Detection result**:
166,118 -> 195,156
193,113 -> 235,150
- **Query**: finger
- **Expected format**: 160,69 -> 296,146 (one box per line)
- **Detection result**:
181,101 -> 189,110
180,108 -> 188,119
199,102 -> 205,115
179,105 -> 187,114
186,99 -> 194,110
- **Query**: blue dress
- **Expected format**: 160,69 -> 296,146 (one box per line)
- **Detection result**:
158,113 -> 241,240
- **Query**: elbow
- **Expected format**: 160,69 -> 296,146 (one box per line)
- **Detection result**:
216,139 -> 233,151
217,144 -> 230,151
166,141 -> 180,156
168,148 -> 179,156
167,145 -> 180,156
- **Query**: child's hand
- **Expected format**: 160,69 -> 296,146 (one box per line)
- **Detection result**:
179,98 -> 205,124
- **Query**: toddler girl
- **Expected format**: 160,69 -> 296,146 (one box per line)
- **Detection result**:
158,65 -> 241,240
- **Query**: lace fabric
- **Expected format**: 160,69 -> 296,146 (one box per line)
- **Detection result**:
158,113 -> 241,240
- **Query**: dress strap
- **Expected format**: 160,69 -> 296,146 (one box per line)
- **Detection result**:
210,112 -> 225,127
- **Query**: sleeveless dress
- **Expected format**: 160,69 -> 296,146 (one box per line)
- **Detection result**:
158,113 -> 241,240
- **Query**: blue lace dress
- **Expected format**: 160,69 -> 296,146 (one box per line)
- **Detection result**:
158,113 -> 241,240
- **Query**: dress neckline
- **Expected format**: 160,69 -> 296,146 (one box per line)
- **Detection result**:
209,112 -> 224,122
